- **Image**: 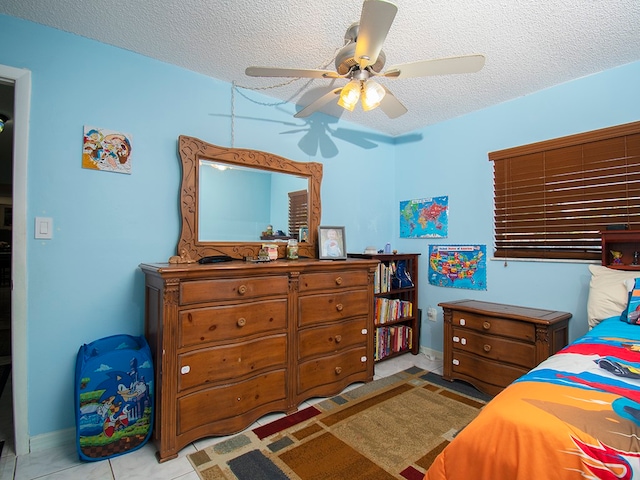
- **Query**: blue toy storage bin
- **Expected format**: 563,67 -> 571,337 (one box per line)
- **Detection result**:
75,334 -> 154,461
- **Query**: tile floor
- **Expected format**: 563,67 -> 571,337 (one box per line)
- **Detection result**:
0,354 -> 442,480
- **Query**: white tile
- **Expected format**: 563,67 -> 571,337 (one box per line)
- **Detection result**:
36,459 -> 114,480
110,442 -> 195,480
414,355 -> 442,372
14,442 -> 81,480
0,455 -> 16,479
171,470 -> 201,480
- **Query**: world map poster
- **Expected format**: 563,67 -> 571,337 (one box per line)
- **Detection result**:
428,245 -> 487,290
400,196 -> 448,238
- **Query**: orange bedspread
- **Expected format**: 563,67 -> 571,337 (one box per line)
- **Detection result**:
425,317 -> 640,479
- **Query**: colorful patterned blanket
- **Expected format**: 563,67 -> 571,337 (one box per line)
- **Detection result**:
425,316 -> 640,479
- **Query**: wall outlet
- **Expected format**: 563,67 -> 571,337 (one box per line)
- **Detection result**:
427,307 -> 437,322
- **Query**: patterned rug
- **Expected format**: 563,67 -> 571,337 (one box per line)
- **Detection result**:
188,367 -> 490,480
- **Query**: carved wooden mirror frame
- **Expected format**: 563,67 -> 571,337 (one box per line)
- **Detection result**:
175,135 -> 323,261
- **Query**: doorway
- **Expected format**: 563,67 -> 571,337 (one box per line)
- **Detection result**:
0,64 -> 30,457
0,79 -> 13,458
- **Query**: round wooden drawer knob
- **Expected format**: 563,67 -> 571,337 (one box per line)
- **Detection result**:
335,276 -> 343,285
334,335 -> 342,344
483,344 -> 491,352
237,317 -> 246,327
482,321 -> 491,330
335,366 -> 342,375
237,285 -> 247,295
336,303 -> 343,312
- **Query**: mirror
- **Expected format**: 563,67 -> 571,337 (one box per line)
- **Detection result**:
198,160 -> 308,242
175,136 -> 323,261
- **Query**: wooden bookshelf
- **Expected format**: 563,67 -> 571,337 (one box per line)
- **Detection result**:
349,253 -> 420,362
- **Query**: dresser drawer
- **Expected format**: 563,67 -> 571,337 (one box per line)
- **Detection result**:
298,290 -> 369,326
179,299 -> 287,347
451,327 -> 536,369
452,311 -> 535,343
451,350 -> 528,390
297,347 -> 368,394
298,270 -> 369,292
178,334 -> 287,391
298,317 -> 368,360
180,275 -> 289,305
177,370 -> 287,435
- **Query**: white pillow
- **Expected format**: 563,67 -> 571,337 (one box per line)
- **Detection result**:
587,265 -> 640,328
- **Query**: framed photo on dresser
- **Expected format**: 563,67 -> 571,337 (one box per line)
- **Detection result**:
318,226 -> 347,260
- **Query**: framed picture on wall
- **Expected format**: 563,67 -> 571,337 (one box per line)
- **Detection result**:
318,226 -> 347,260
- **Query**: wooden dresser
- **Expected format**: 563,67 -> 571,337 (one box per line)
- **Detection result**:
439,299 -> 571,396
140,258 -> 378,462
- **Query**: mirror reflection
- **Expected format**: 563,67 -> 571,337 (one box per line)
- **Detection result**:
198,160 -> 308,242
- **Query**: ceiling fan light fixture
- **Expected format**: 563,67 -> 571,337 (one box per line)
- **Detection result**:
245,0 -> 484,120
361,80 -> 386,111
338,80 -> 361,111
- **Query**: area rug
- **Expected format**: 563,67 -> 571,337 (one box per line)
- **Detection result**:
188,367 -> 490,480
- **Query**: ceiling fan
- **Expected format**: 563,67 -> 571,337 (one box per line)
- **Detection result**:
245,0 -> 485,119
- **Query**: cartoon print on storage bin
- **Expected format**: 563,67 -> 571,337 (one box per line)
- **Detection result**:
94,357 -> 150,438
76,335 -> 153,460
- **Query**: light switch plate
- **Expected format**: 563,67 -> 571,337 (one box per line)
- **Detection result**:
35,217 -> 53,239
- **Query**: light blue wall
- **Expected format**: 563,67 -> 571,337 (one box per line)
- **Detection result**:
394,60 -> 640,353
2,12 -> 639,440
199,166 -> 271,241
1,14 -> 395,438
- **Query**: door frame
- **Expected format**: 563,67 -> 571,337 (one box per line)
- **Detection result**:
0,64 -> 30,456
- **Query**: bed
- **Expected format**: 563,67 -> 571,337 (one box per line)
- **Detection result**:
425,265 -> 640,479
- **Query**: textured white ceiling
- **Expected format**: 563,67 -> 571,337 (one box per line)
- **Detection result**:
2,0 -> 639,136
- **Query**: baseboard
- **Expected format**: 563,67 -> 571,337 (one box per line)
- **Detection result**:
29,427 -> 75,453
420,346 -> 443,362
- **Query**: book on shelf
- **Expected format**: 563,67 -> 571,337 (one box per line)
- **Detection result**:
373,260 -> 414,293
374,298 -> 413,325
374,325 -> 413,361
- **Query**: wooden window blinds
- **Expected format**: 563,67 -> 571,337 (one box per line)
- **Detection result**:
489,121 -> 640,261
288,189 -> 308,238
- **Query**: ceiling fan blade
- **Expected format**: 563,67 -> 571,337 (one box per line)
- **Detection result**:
378,86 -> 407,119
354,0 -> 397,69
294,88 -> 342,118
245,66 -> 341,79
383,54 -> 486,79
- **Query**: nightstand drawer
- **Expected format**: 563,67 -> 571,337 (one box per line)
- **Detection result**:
452,311 -> 535,343
179,299 -> 287,347
298,317 -> 368,360
451,350 -> 528,390
452,327 -> 536,369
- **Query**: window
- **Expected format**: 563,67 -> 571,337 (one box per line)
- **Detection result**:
288,189 -> 308,238
489,121 -> 640,261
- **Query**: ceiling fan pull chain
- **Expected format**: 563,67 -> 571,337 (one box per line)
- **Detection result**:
231,81 -> 235,148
